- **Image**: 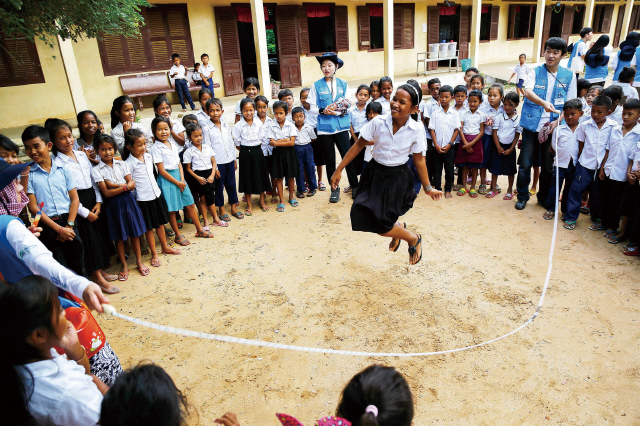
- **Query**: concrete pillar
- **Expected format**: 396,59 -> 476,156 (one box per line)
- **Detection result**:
620,0 -> 634,43
470,0 -> 482,68
383,0 -> 394,80
532,0 -> 546,60
584,0 -> 596,34
57,36 -> 87,114
250,0 -> 271,97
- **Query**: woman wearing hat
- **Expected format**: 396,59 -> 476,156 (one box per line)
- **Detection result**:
307,52 -> 359,203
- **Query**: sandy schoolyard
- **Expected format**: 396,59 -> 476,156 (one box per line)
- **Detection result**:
97,172 -> 640,425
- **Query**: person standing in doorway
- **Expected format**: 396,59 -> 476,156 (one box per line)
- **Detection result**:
568,27 -> 593,79
306,52 -> 358,203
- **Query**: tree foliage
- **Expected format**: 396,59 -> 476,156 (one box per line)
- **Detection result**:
1,0 -> 151,47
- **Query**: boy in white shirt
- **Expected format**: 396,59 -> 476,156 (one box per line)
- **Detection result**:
613,67 -> 640,102
169,53 -> 196,112
199,53 -> 215,96
421,78 -> 441,184
507,53 -> 530,98
603,86 -> 624,126
428,85 -> 461,198
292,106 -> 318,198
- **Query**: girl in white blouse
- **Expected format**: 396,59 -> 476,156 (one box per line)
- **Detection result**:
331,81 -> 442,266
109,96 -> 153,155
47,119 -> 117,294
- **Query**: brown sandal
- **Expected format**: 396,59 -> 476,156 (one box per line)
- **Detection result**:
175,235 -> 191,246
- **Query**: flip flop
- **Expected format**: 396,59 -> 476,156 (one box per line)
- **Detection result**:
408,234 -> 422,265
212,220 -> 229,227
175,235 -> 191,246
232,212 -> 244,219
543,211 -> 554,220
290,199 -> 299,207
244,209 -> 253,216
118,271 -> 129,281
343,186 -> 351,193
485,191 -> 499,199
589,222 -> 605,231
165,228 -> 175,237
260,205 -> 270,212
103,273 -> 118,282
162,247 -> 181,255
203,226 -> 210,231
277,203 -> 285,212
307,189 -> 316,197
623,245 -> 640,256
98,284 -> 121,294
141,247 -> 150,255
177,219 -> 183,229
457,188 -> 467,196
271,197 -> 279,204
150,258 -> 162,267
296,191 -> 306,198
564,220 -> 577,230
503,193 -> 513,200
196,230 -> 214,238
220,214 -> 231,222
138,266 -> 150,276
390,222 -> 406,252
469,189 -> 478,198
242,195 -> 247,202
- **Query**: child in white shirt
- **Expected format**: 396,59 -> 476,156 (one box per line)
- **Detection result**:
428,85 -> 461,198
508,53 -> 530,98
169,53 -> 196,111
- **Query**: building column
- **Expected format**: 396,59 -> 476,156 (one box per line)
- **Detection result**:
383,0 -> 394,80
532,0 -> 545,60
57,36 -> 87,114
470,0 -> 481,68
620,0 -> 635,43
250,0 -> 271,97
584,0 -> 596,34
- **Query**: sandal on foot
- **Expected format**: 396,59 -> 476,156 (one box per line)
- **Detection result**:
220,214 -> 231,222
162,247 -> 181,255
138,266 -> 150,276
118,271 -> 129,281
564,220 -> 577,230
276,203 -> 285,212
457,188 -> 467,196
543,211 -> 555,220
343,186 -> 351,193
608,233 -> 626,244
203,226 -> 210,231
175,235 -> 191,246
213,220 -> 229,227
529,189 -> 537,196
290,199 -> 299,207
232,212 -> 244,219
478,184 -> 487,195
271,197 -> 279,204
177,219 -> 183,229
296,191 -> 306,198
103,273 -> 118,282
453,184 -> 462,192
503,193 -> 513,200
495,184 -> 501,194
623,245 -> 640,256
589,222 -> 605,231
469,189 -> 478,198
141,248 -> 150,255
390,222 -> 406,252
196,230 -> 214,238
408,234 -> 423,265
98,284 -> 120,294
150,258 -> 162,267
260,205 -> 270,212
165,228 -> 175,237
318,181 -> 327,191
485,191 -> 498,199
242,195 -> 247,202
244,209 -> 252,216
307,189 -> 316,197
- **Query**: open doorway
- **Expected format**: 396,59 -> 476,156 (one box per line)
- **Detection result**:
549,6 -> 564,38
235,6 -> 279,82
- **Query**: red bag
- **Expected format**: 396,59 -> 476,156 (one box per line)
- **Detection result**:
55,294 -> 106,359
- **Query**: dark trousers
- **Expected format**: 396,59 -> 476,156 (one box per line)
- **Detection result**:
426,140 -> 437,184
545,159 -> 575,212
406,156 -> 422,195
295,144 -> 318,192
317,131 -> 358,190
516,128 -> 541,202
39,214 -> 85,276
175,79 -> 195,110
214,161 -> 239,207
600,177 -> 628,230
565,162 -> 596,222
432,146 -> 456,192
536,135 -> 554,206
454,144 -> 463,186
200,78 -> 215,96
588,175 -> 603,222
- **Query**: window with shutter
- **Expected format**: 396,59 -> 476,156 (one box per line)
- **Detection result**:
97,4 -> 195,76
459,6 -> 471,60
334,6 -> 349,52
358,6 -> 371,51
541,6 -> 552,56
561,6 -> 574,42
613,5 -> 625,47
592,5 -> 613,33
214,6 -> 243,96
393,4 -> 414,50
631,5 -> 640,30
298,6 -> 310,55
571,6 -> 585,35
0,35 -> 45,87
601,5 -> 614,33
427,6 -> 439,70
490,6 -> 500,41
507,5 -> 536,40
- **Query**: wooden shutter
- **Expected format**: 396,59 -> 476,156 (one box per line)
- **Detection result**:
631,5 -> 639,30
334,6 -> 349,52
402,4 -> 414,49
276,5 -> 302,88
0,35 -> 45,87
427,7 -> 439,71
508,5 -> 516,40
358,6 -> 370,51
298,6 -> 310,55
459,6 -> 471,59
602,5 -> 614,33
561,6 -> 574,43
541,6 -> 552,56
394,4 -> 403,49
613,5 -> 625,47
490,6 -> 500,41
215,7 -> 243,96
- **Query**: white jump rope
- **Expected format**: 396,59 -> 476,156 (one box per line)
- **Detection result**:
102,112 -> 562,357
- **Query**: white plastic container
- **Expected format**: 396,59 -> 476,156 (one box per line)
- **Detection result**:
448,42 -> 457,57
428,43 -> 440,52
429,52 -> 439,59
439,43 -> 449,58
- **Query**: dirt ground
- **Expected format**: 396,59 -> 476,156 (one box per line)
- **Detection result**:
97,173 -> 640,425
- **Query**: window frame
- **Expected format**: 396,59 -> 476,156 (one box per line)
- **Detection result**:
592,4 -> 613,34
571,5 -> 586,35
0,35 -> 45,87
479,7 -> 492,42
507,4 -> 537,41
304,3 -> 336,56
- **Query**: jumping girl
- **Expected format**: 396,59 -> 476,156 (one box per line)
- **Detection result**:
110,95 -> 152,155
331,81 -> 442,265
75,110 -> 101,165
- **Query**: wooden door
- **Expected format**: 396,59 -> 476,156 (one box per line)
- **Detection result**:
561,6 -> 574,43
276,5 -> 302,88
427,6 -> 439,70
459,6 -> 471,60
358,6 -> 370,50
540,6 -> 552,56
613,5 -> 625,47
215,7 -> 243,96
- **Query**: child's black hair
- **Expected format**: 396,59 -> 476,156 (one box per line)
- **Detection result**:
44,118 -> 73,156
100,363 -> 190,426
171,53 -> 180,60
470,74 -> 484,85
519,53 -> 527,59
243,76 -> 260,91
379,76 -> 393,87
588,85 -> 604,96
272,100 -> 289,114
278,89 -> 294,100
239,97 -> 257,113
624,98 -> 640,112
95,134 -> 118,153
185,122 -> 202,139
194,62 -> 200,70
580,27 -> 593,38
465,67 -> 479,75
398,80 -> 422,121
255,95 -> 269,106
152,95 -> 171,112
602,86 -> 623,103
0,276 -> 60,426
291,106 -> 305,117
592,95 -> 613,109
76,110 -> 102,143
370,80 -> 380,89
563,98 -> 583,112
21,125 -> 50,145
122,128 -> 145,161
198,87 -> 214,101
503,91 -> 520,106
366,101 -> 383,117
618,67 -> 636,84
110,95 -> 136,129
151,116 -> 172,140
182,114 -> 197,128
336,365 -> 414,426
427,77 -> 441,89
206,98 -> 224,112
544,37 -> 568,55
201,53 -> 209,59
439,85 -> 454,95
357,84 -> 372,95
467,89 -> 484,103
0,135 -> 19,155
300,87 -> 310,96
577,78 -> 591,95
488,83 -> 505,99
453,85 -> 468,95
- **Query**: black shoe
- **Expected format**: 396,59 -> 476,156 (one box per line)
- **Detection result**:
515,199 -> 527,210
351,188 -> 357,199
330,187 -> 340,203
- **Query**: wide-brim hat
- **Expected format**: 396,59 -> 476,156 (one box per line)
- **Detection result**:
0,159 -> 32,192
315,52 -> 344,69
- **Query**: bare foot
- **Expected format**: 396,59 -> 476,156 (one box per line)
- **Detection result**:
445,192 -> 452,199
99,270 -> 118,282
162,246 -> 181,255
388,222 -> 406,252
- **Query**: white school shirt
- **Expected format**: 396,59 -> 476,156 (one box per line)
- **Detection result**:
463,93 -> 488,108
349,104 -> 368,133
360,115 -> 426,166
428,106 -> 461,148
54,151 -> 102,219
605,125 -> 640,181
524,68 -> 577,132
493,112 -> 522,145
459,108 -> 486,135
306,78 -> 350,136
613,82 -> 640,101
111,122 -> 153,154
149,140 -> 182,170
303,107 -> 317,128
196,108 -> 210,128
91,159 -> 130,185
204,121 -> 235,164
233,118 -> 265,147
373,97 -> 391,115
170,64 -> 187,79
419,97 -> 440,140
580,105 -> 592,124
630,143 -> 640,171
479,102 -> 504,135
200,63 -> 215,79
18,349 -> 102,426
259,117 -> 274,155
295,124 -> 316,146
234,98 -> 258,118
609,105 -> 623,126
453,106 -> 468,144
551,123 -> 580,168
183,144 -> 215,171
192,69 -> 202,81
570,41 -> 588,73
73,138 -> 100,161
576,117 -> 619,170
265,119 -> 297,144
149,118 -> 185,149
513,64 -> 530,81
124,153 -> 162,201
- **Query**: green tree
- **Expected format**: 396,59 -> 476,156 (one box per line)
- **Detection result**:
1,0 -> 151,47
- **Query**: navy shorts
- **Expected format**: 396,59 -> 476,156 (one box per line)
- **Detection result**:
516,79 -> 524,89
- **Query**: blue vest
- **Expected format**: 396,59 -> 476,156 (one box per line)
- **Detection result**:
635,46 -> 640,84
314,77 -> 351,133
567,39 -> 583,69
613,51 -> 632,82
521,65 -> 574,132
584,54 -> 610,81
0,215 -> 33,284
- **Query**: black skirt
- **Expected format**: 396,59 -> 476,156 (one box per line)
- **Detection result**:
238,145 -> 271,194
137,195 -> 170,230
191,169 -> 216,206
76,188 -> 111,273
489,142 -> 518,176
350,132 -> 365,176
351,160 -> 416,234
271,145 -> 300,179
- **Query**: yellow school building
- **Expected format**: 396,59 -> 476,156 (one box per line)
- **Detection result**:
1,0 -> 637,129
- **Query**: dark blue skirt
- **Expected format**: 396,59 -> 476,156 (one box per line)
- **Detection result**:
106,191 -> 146,241
481,134 -> 493,169
489,142 -> 518,176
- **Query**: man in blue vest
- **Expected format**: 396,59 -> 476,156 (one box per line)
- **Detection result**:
568,27 -> 592,79
516,37 -> 577,210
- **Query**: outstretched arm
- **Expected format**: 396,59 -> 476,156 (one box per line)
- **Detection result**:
330,136 -> 370,189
